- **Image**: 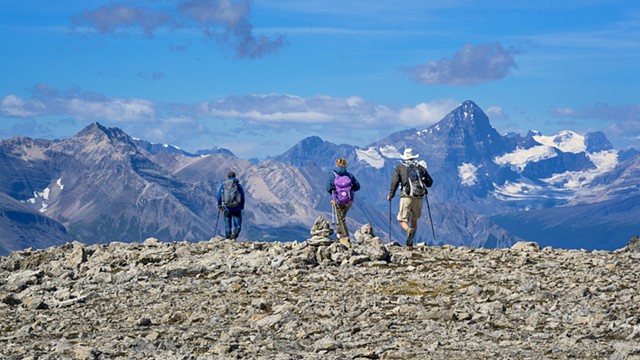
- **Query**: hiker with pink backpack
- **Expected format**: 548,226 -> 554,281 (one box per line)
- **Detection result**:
327,157 -> 361,245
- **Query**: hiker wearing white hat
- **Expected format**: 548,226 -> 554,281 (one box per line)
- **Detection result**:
388,148 -> 433,246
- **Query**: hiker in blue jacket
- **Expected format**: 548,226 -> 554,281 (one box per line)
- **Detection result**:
326,158 -> 361,244
217,171 -> 245,240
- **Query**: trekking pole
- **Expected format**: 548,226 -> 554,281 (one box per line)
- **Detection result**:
425,194 -> 436,244
331,201 -> 336,227
213,208 -> 221,237
388,198 -> 392,243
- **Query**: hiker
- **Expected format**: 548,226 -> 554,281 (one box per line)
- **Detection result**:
326,157 -> 361,244
387,148 -> 433,246
217,171 -> 245,240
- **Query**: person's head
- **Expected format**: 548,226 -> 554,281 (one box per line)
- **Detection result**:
336,157 -> 348,167
401,148 -> 419,161
227,171 -> 236,179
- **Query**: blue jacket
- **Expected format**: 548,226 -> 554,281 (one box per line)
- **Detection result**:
326,166 -> 361,195
217,177 -> 245,212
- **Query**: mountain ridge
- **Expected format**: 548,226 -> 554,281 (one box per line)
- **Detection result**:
0,100 -> 637,252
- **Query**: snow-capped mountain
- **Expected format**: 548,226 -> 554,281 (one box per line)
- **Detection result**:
0,100 -> 637,252
276,100 -> 638,249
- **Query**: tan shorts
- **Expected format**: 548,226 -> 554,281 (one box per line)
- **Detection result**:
397,196 -> 423,223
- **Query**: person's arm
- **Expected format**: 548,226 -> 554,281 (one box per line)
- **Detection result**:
216,184 -> 223,207
238,183 -> 245,209
350,173 -> 361,192
326,172 -> 335,194
388,166 -> 401,199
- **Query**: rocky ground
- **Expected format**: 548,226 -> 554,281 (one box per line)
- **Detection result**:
1,220 -> 640,359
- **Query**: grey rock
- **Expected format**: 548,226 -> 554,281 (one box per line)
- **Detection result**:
511,241 -> 541,252
1,239 -> 639,359
627,236 -> 640,252
310,216 -> 334,237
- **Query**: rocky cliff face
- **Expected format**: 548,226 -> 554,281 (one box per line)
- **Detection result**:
1,229 -> 639,359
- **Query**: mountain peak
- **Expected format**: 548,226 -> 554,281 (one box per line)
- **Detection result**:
433,100 -> 494,133
76,122 -> 134,146
423,100 -> 506,161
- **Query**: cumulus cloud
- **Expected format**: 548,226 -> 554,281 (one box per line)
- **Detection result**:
397,99 -> 460,126
202,94 -> 455,128
2,85 -> 463,131
71,0 -> 285,59
404,42 -> 519,86
0,84 -> 155,122
485,106 -> 508,119
0,95 -> 46,117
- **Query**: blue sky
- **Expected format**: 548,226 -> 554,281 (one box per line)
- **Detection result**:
1,0 -> 639,158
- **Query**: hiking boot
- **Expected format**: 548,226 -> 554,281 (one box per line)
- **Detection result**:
406,228 -> 416,247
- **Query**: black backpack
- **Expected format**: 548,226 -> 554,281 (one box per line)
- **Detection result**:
222,179 -> 242,208
405,162 -> 427,197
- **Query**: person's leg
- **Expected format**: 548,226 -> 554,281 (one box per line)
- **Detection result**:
231,212 -> 242,239
407,197 -> 424,245
336,204 -> 350,239
224,212 -> 232,239
397,197 -> 415,246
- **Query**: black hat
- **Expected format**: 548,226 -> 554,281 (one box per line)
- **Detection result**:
227,171 -> 236,178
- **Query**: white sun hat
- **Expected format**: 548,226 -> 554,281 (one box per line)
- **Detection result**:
401,148 -> 420,160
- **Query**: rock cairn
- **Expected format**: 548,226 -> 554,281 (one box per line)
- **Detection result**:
1,230 -> 639,359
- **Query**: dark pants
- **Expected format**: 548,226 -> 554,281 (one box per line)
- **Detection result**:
334,202 -> 352,238
223,210 -> 242,239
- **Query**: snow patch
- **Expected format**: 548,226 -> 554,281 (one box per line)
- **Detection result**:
56,178 -> 64,190
492,180 -> 569,201
379,145 -> 402,159
542,150 -> 618,190
162,143 -> 183,150
494,145 -> 557,172
458,163 -> 478,186
533,130 -> 586,154
26,187 -> 50,212
356,148 -> 385,169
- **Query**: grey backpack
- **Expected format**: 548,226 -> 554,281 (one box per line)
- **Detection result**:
222,179 -> 241,208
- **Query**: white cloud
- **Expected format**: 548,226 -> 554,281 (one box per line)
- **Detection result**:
67,98 -> 155,122
0,95 -> 46,117
1,86 -> 155,123
404,42 -> 519,86
485,106 -> 507,119
2,86 -> 464,133
397,99 -> 459,127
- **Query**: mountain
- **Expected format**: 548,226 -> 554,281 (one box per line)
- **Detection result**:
276,100 -> 638,250
275,101 -> 525,247
274,135 -> 356,169
0,192 -> 72,256
0,100 -> 637,252
0,124 -> 215,245
492,194 -> 640,250
0,123 -> 345,251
